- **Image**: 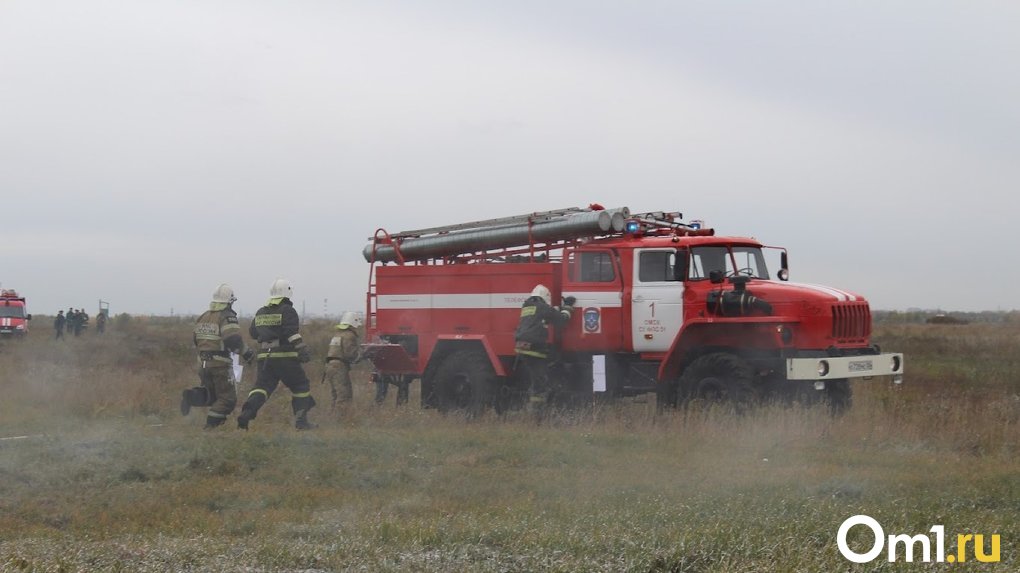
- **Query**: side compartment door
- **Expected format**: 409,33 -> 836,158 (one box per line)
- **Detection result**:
630,248 -> 684,352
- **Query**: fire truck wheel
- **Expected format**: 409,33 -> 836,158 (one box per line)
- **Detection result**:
679,353 -> 757,411
434,349 -> 497,417
825,379 -> 852,416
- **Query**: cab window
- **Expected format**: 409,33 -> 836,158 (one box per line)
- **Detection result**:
638,251 -> 682,282
568,250 -> 616,282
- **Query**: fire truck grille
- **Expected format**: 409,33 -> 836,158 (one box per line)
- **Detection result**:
831,302 -> 871,340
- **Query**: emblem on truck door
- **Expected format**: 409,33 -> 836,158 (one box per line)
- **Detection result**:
583,307 -> 601,334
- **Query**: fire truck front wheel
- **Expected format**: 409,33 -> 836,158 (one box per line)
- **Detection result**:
678,352 -> 758,411
434,349 -> 497,417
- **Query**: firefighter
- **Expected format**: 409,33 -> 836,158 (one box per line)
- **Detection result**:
324,311 -> 361,411
54,310 -> 66,340
181,284 -> 254,429
514,284 -> 575,413
95,311 -> 107,334
237,279 -> 316,430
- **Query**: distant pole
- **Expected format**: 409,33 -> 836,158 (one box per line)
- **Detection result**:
324,298 -> 328,317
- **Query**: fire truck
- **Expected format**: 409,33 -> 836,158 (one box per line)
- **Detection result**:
0,289 -> 32,338
361,205 -> 903,413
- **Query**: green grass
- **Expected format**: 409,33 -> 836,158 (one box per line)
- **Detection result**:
1,318 -> 1018,571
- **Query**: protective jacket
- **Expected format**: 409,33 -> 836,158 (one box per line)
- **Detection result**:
250,298 -> 307,359
327,328 -> 359,363
193,304 -> 246,367
514,296 -> 572,358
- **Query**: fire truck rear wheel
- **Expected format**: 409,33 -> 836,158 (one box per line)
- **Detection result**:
678,353 -> 757,411
434,349 -> 497,417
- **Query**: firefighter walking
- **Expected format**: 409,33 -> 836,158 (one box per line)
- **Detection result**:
237,279 -> 316,430
181,284 -> 254,429
514,284 -> 575,414
324,311 -> 361,411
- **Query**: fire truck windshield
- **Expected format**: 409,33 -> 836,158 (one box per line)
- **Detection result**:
688,245 -> 770,281
0,306 -> 26,318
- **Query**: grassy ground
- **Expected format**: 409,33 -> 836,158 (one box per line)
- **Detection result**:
1,317 -> 1018,571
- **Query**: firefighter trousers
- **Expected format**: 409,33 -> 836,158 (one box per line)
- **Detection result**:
198,365 -> 237,423
324,360 -> 353,408
240,358 -> 315,422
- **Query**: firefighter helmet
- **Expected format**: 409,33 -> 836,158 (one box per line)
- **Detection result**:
530,284 -> 551,305
211,283 -> 236,304
337,311 -> 363,330
269,278 -> 293,299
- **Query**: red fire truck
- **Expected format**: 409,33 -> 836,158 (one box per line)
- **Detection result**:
0,289 -> 32,338
361,205 -> 903,413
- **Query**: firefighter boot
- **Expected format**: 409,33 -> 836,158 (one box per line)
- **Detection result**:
204,415 -> 227,430
237,390 -> 268,430
293,395 -> 317,430
180,387 -> 211,416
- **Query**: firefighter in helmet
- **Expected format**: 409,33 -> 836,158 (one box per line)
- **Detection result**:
324,311 -> 362,411
238,279 -> 316,430
514,284 -> 575,413
182,283 -> 254,429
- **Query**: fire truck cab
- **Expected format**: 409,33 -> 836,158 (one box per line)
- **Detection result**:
361,206 -> 903,414
0,289 -> 32,337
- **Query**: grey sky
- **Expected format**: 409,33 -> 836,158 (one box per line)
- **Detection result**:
1,1 -> 1017,316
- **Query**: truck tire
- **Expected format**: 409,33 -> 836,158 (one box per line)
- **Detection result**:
678,352 -> 757,411
434,349 -> 497,417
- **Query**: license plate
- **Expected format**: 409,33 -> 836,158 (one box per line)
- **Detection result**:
849,360 -> 873,373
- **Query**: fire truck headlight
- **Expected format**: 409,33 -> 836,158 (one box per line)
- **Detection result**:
817,360 -> 830,377
890,355 -> 902,372
15,324 -> 24,330
776,325 -> 793,344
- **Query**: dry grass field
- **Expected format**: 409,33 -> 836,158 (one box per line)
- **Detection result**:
1,315 -> 1018,571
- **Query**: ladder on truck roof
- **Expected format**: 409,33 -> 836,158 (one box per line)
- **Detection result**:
362,204 -> 631,265
381,206 -> 592,240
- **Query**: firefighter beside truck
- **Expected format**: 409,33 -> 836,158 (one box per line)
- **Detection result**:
359,204 -> 904,414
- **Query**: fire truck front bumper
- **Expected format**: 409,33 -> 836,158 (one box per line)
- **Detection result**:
786,353 -> 903,383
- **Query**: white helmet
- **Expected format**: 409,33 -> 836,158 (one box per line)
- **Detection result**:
270,278 -> 293,299
211,283 -> 236,304
530,284 -> 551,305
337,311 -> 364,329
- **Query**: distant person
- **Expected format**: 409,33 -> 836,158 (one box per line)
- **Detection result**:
95,311 -> 107,334
237,279 -> 316,430
54,310 -> 66,340
70,309 -> 82,336
324,312 -> 361,411
514,284 -> 575,415
181,284 -> 254,429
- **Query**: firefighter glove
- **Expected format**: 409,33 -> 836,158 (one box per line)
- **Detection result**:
242,348 -> 256,364
563,296 -> 577,307
297,346 -> 312,363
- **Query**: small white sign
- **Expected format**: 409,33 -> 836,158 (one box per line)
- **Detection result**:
592,354 -> 606,392
232,353 -> 243,386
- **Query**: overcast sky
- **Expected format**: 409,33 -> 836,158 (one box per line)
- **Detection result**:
2,1 -> 1018,316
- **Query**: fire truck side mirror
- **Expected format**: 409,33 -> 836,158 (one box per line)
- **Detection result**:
709,270 -> 726,284
779,251 -> 789,281
26,314 -> 32,320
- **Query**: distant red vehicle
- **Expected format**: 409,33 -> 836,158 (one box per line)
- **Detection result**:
360,205 -> 904,413
0,289 -> 32,337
